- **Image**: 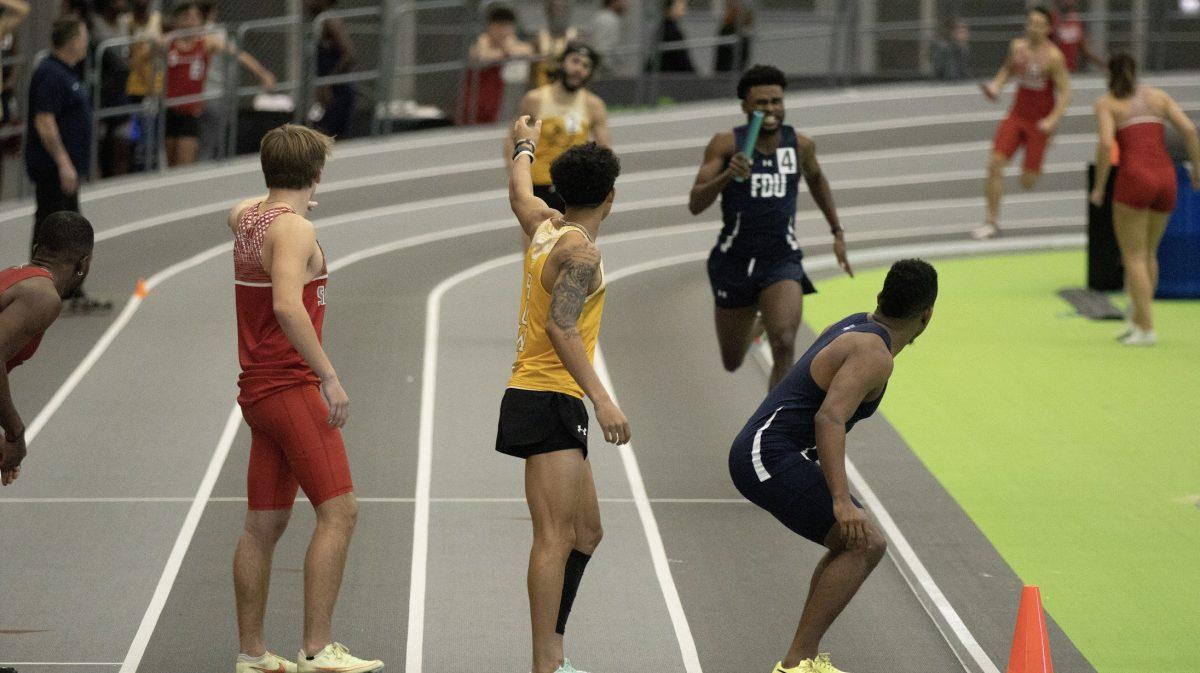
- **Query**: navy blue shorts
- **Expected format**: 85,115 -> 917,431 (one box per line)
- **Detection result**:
707,248 -> 816,309
729,440 -> 862,546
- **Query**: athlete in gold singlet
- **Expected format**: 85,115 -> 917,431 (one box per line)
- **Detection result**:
496,115 -> 628,673
509,42 -> 610,212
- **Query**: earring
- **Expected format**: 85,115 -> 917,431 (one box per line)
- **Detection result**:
76,270 -> 84,276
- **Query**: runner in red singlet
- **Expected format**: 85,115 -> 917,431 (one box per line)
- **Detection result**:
1090,53 -> 1200,346
975,6 -> 1072,240
0,211 -> 93,486
228,124 -> 382,673
1050,0 -> 1105,73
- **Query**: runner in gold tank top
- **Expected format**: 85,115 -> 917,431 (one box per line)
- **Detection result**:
497,115 -> 627,673
508,42 -> 610,212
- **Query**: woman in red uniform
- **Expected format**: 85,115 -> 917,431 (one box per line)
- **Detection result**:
1091,53 -> 1200,346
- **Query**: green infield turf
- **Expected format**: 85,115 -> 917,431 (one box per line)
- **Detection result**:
803,249 -> 1200,673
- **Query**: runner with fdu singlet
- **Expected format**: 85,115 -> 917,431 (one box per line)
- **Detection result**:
1090,53 -> 1200,346
0,211 -> 92,487
728,259 -> 938,673
976,6 -> 1072,240
227,124 -> 381,673
690,64 -> 853,389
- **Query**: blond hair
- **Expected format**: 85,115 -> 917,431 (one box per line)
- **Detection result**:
260,124 -> 334,190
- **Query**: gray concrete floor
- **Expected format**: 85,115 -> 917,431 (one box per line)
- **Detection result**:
7,74 -> 1197,672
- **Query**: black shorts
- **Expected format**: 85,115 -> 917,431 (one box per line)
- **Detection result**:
533,184 -> 566,212
707,248 -> 816,309
729,441 -> 862,546
496,388 -> 589,459
165,109 -> 201,138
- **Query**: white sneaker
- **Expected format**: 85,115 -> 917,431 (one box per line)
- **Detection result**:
1120,326 -> 1157,346
556,660 -> 589,673
297,643 -> 383,673
971,223 -> 1000,240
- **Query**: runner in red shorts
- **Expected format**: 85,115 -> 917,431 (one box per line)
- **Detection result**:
1090,54 -> 1200,346
975,5 -> 1071,240
228,124 -> 382,673
0,211 -> 92,486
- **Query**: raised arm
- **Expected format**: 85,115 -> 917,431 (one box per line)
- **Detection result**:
1089,98 -> 1116,206
813,336 -> 892,548
266,215 -> 348,428
0,283 -> 61,485
508,115 -> 559,237
799,134 -> 852,277
1039,49 -> 1073,134
688,132 -> 747,215
544,236 -> 630,445
1163,92 -> 1200,190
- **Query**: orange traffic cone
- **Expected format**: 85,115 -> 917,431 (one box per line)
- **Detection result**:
134,278 -> 149,299
1007,585 -> 1054,673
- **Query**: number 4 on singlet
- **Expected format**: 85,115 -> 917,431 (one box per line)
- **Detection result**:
776,147 -> 797,175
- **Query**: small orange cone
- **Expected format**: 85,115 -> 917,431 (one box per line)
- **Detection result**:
1007,585 -> 1054,673
134,278 -> 149,299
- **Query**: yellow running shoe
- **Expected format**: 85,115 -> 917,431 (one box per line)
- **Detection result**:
810,653 -> 851,673
771,661 -> 812,673
236,651 -> 297,673
296,643 -> 383,673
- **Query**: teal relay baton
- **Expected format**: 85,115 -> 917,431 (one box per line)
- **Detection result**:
733,110 -> 765,183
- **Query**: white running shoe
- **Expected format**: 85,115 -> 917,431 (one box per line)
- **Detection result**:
296,643 -> 383,673
556,660 -> 589,673
1120,326 -> 1157,346
971,223 -> 1000,240
236,651 -> 297,673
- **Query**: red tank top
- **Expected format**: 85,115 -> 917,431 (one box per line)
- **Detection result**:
233,204 -> 328,407
1115,88 -> 1172,173
1052,11 -> 1084,72
1,265 -> 55,372
166,38 -> 209,115
1011,46 -> 1056,121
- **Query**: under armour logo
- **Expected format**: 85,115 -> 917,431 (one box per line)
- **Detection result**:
577,425 -> 587,436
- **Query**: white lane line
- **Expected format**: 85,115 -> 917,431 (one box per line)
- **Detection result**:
405,253 -> 522,673
593,348 -> 705,673
119,403 -> 242,673
1,663 -> 121,667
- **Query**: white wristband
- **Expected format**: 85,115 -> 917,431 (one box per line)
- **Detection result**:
513,149 -> 535,163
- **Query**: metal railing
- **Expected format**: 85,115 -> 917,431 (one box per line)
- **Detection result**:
3,4 -> 1198,202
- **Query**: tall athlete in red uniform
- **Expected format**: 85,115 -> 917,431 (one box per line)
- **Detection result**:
1090,54 -> 1200,346
228,125 -> 382,673
976,6 -> 1072,240
0,211 -> 92,486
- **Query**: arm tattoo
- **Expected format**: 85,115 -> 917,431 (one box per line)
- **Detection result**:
549,244 -> 600,336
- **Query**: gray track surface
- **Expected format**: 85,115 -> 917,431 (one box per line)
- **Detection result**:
8,74 -> 1198,672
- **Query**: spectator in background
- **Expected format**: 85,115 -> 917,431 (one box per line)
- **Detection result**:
531,0 -> 578,88
715,0 -> 753,73
931,17 -> 970,81
1051,0 -> 1105,72
306,0 -> 357,139
125,0 -> 162,171
463,5 -> 532,125
164,1 -> 274,167
650,0 -> 695,73
588,0 -> 625,77
25,17 -> 108,312
92,0 -> 134,177
0,0 -> 31,196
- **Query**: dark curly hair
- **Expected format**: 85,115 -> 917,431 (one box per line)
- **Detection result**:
34,211 -> 94,258
877,259 -> 938,320
737,64 -> 787,100
550,142 -> 621,208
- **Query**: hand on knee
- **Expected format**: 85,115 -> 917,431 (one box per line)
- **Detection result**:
862,530 -> 887,567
